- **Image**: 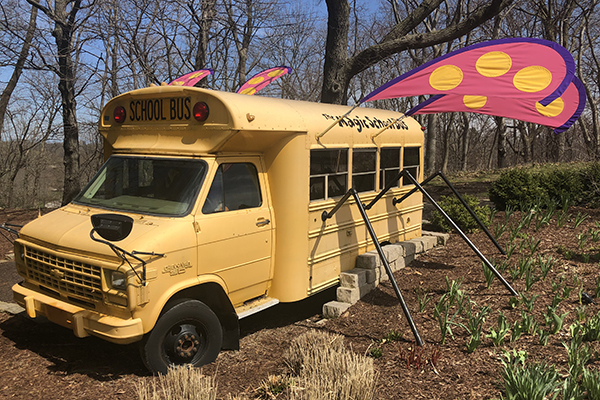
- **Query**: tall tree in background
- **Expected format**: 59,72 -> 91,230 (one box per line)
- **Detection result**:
25,0 -> 94,205
0,3 -> 37,138
321,0 -> 515,105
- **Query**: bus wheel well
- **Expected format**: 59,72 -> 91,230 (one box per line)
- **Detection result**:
165,283 -> 239,350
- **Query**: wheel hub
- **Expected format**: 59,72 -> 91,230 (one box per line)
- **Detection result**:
169,324 -> 202,361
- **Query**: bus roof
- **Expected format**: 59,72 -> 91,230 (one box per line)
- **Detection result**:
99,86 -> 423,155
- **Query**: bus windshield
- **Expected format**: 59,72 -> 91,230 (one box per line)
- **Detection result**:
74,156 -> 207,216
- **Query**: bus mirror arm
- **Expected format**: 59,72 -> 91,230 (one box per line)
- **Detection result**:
0,223 -> 22,244
89,229 -> 165,286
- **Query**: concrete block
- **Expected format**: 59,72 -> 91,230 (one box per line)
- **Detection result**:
399,241 -> 417,257
337,287 -> 361,304
382,244 -> 404,263
420,236 -> 438,252
337,282 -> 377,304
406,239 -> 425,254
323,301 -> 351,318
390,256 -> 406,272
356,252 -> 380,269
340,269 -> 368,288
365,268 -> 380,284
0,301 -> 24,315
422,231 -> 450,246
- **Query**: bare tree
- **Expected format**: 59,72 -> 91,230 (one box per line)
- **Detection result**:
320,0 -> 515,105
25,0 -> 96,205
0,3 -> 37,138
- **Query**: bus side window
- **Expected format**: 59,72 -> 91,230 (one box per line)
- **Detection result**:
309,149 -> 348,201
403,147 -> 420,185
202,163 -> 262,214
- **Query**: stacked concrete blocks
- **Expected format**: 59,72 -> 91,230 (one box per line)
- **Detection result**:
322,231 -> 449,318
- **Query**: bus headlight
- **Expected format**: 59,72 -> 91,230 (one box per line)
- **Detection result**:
111,271 -> 127,290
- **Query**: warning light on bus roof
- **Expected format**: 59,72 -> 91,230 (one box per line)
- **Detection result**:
114,106 -> 126,123
193,102 -> 209,122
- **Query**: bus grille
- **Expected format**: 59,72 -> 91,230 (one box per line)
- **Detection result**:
24,247 -> 103,303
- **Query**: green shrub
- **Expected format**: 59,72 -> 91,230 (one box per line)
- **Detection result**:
488,163 -> 597,211
489,168 -> 547,211
430,194 -> 490,233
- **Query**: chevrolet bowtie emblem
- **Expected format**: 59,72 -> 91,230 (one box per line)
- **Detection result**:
50,268 -> 64,279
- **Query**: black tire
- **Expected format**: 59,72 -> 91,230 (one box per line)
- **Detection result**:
140,299 -> 223,375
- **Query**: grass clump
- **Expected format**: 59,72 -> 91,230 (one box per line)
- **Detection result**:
285,330 -> 377,400
135,365 -> 217,400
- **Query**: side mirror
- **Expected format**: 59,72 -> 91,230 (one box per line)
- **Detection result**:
91,214 -> 133,242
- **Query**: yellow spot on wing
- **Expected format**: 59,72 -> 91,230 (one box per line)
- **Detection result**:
513,66 -> 552,93
249,76 -> 265,85
536,97 -> 564,117
430,65 -> 463,91
463,95 -> 487,109
476,51 -> 512,77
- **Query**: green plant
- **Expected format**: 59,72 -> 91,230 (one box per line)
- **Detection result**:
520,293 -> 539,313
383,330 -> 403,342
482,261 -> 495,288
509,296 -> 520,309
520,311 -> 538,335
538,328 -> 551,346
574,212 -> 590,228
579,313 -> 600,342
511,319 -> 525,342
430,194 -> 490,234
499,351 -> 560,400
564,324 -> 591,381
576,306 -> 587,322
368,346 -> 383,359
546,306 -> 568,334
463,302 -> 490,353
494,221 -> 508,240
595,273 -> 600,299
537,255 -> 555,279
524,265 -> 539,291
487,311 -> 510,346
557,209 -> 571,228
415,288 -> 431,313
489,168 -> 547,211
577,231 -> 590,250
582,369 -> 600,400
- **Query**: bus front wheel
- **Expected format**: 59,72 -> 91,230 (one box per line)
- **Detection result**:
140,299 -> 223,375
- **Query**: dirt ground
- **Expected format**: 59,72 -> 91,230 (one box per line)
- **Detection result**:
2,193 -> 600,399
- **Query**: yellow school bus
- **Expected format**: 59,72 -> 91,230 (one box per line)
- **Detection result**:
12,85 -> 424,374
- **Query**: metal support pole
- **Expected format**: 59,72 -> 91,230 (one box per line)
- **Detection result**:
323,189 -> 424,345
394,171 -> 518,297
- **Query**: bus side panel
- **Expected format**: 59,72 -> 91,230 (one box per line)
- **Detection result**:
307,190 -> 422,294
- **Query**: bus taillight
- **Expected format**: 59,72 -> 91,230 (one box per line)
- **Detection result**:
193,102 -> 209,122
114,106 -> 126,123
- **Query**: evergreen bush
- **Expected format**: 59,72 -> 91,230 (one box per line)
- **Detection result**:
489,163 -> 600,211
430,194 -> 489,233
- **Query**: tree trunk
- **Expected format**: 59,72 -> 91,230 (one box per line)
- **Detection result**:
27,0 -> 83,205
425,113 -> 438,174
495,116 -> 507,169
460,113 -> 469,171
0,6 -> 37,138
321,0 -> 350,105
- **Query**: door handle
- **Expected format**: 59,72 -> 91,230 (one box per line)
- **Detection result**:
256,219 -> 271,227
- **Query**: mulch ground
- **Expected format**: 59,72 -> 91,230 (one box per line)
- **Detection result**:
2,203 -> 600,399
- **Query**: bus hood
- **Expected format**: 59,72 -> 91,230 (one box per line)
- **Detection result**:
18,205 -> 196,261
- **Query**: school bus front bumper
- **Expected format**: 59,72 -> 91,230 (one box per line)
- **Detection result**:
12,283 -> 144,344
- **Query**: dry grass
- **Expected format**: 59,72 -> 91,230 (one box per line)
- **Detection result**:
135,365 -> 217,400
134,330 -> 376,400
285,330 -> 378,400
